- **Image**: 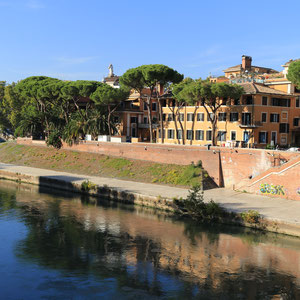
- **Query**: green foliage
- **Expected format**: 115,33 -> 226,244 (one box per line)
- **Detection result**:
46,130 -> 62,149
81,180 -> 97,192
174,184 -> 224,221
240,210 -> 260,224
287,60 -> 300,88
171,79 -> 244,145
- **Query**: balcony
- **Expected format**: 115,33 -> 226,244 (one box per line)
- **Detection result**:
138,123 -> 160,129
239,121 -> 262,128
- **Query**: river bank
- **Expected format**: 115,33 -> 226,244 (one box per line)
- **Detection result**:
0,162 -> 300,237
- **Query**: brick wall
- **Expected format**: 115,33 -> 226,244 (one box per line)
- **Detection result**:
16,138 -> 300,194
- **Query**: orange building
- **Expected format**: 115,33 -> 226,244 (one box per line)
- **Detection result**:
157,82 -> 299,148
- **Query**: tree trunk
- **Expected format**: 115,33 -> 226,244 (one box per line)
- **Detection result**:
107,105 -> 112,136
146,96 -> 153,143
158,98 -> 164,144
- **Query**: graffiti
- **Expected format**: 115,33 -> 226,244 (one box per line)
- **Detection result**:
260,184 -> 285,196
297,188 -> 300,195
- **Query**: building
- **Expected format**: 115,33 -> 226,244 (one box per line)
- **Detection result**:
157,82 -> 299,147
223,55 -> 278,79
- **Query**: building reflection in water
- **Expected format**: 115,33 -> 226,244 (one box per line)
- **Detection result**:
1,181 -> 300,299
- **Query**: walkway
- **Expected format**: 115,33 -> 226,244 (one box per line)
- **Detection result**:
0,162 -> 299,229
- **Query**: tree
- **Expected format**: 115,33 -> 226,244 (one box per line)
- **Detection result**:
90,84 -> 129,136
171,78 -> 194,145
15,76 -> 62,138
120,64 -> 183,143
287,60 -> 300,88
174,80 -> 244,146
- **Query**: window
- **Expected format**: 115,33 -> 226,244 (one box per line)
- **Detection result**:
279,123 -> 289,133
296,97 -> 300,108
179,113 -> 184,121
242,113 -> 251,125
243,131 -> 250,142
217,131 -> 226,141
262,96 -> 268,106
143,102 -> 147,110
218,112 -> 227,121
271,132 -> 277,144
143,116 -> 148,124
177,130 -> 182,140
261,113 -> 267,123
197,113 -> 204,121
130,117 -> 137,124
230,112 -> 238,122
271,98 -> 290,107
206,130 -> 212,141
187,113 -> 194,122
293,118 -> 299,127
167,114 -> 173,121
152,102 -> 157,111
167,129 -> 174,139
270,113 -> 280,123
231,131 -> 236,141
207,113 -> 214,121
162,114 -> 166,121
245,96 -> 253,105
187,130 -> 193,140
234,98 -> 240,105
195,130 -> 204,140
159,129 -> 165,138
259,132 -> 268,144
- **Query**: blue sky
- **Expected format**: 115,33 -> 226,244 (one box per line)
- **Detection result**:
1,0 -> 300,83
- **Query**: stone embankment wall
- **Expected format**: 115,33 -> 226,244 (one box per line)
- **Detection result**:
16,138 -> 300,199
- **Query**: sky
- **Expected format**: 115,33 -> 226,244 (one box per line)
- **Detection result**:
1,0 -> 300,83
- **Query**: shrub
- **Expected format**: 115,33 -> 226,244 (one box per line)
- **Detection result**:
81,180 -> 97,192
46,130 -> 62,149
240,210 -> 260,224
175,184 -> 224,221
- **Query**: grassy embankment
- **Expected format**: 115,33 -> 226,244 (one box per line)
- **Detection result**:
0,142 -> 215,188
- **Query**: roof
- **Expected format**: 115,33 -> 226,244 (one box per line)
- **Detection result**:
223,64 -> 278,73
238,83 -> 290,96
283,59 -> 300,67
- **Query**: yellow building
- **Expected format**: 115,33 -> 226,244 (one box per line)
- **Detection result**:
157,83 -> 300,148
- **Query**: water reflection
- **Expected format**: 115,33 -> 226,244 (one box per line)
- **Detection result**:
0,181 -> 300,299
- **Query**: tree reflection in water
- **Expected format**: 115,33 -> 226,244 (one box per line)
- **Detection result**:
0,181 -> 299,299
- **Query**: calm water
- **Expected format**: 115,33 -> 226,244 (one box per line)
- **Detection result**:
0,181 -> 300,299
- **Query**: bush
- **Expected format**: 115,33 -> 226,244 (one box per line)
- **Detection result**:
176,184 -> 223,221
46,130 -> 62,149
81,180 -> 97,192
240,210 -> 260,224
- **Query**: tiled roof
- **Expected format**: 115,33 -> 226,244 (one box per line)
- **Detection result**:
238,83 -> 290,96
223,64 -> 277,73
283,58 -> 300,66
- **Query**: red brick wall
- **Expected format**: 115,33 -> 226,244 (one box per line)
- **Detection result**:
16,138 -> 300,193
244,156 -> 300,200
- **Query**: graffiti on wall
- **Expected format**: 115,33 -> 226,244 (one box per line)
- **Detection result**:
260,184 -> 285,196
297,188 -> 300,195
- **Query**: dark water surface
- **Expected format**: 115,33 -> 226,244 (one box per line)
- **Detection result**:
0,181 -> 300,299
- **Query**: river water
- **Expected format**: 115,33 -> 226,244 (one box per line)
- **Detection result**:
0,180 -> 300,299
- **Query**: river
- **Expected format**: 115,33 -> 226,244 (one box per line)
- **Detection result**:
0,180 -> 300,299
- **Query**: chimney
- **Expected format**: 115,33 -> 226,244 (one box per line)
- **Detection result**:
242,55 -> 252,70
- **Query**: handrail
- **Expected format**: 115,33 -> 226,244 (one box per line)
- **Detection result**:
249,159 -> 300,186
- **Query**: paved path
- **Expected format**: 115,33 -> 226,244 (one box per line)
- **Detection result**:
0,163 -> 299,227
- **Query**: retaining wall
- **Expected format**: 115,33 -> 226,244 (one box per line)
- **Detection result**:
16,138 -> 300,197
